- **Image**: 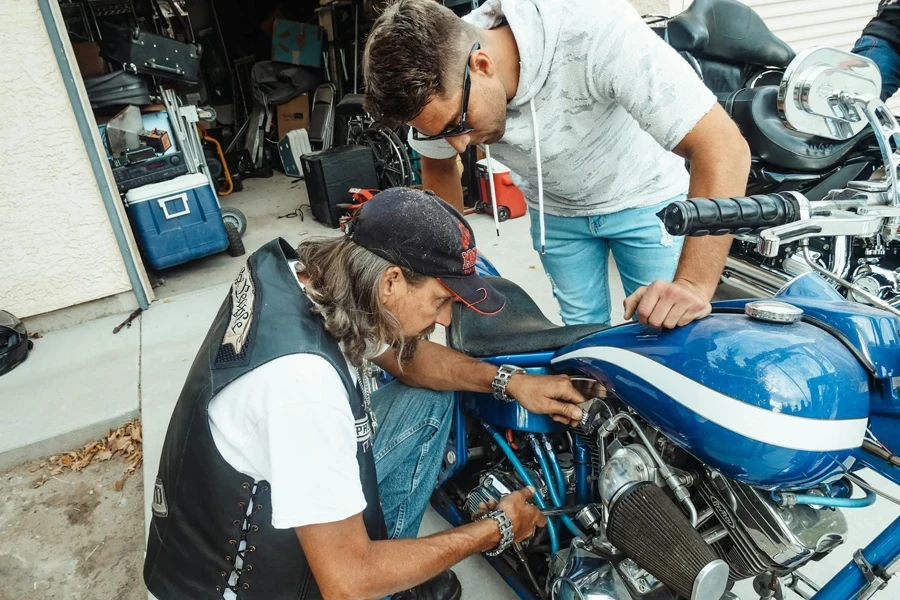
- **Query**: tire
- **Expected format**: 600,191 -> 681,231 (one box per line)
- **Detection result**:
474,201 -> 485,214
225,223 -> 245,257
220,206 -> 247,235
498,206 -> 511,222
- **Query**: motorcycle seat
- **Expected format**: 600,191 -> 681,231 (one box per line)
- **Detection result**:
447,277 -> 608,359
667,0 -> 795,68
723,86 -> 864,173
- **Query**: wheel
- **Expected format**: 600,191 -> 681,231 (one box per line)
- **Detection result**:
220,206 -> 247,235
207,157 -> 224,179
225,223 -> 245,257
474,201 -> 486,214
497,206 -> 511,222
361,127 -> 413,188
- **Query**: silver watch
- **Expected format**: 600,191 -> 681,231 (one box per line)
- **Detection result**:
480,508 -> 514,556
492,365 -> 525,402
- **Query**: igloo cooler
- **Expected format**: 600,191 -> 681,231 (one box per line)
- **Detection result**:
124,173 -> 228,270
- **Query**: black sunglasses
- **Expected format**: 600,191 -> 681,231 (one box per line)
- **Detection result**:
412,42 -> 481,142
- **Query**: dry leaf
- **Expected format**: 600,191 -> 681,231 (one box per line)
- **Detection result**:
38,462 -> 46,468
50,467 -> 63,476
114,480 -> 124,492
28,465 -> 39,473
116,436 -> 132,452
34,476 -> 48,489
96,450 -> 113,462
49,455 -> 58,462
132,423 -> 142,443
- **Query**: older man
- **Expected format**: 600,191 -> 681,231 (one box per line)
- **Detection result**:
144,188 -> 587,600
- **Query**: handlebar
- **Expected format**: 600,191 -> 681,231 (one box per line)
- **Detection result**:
658,194 -> 802,236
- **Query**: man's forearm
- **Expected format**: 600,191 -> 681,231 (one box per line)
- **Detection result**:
422,156 -> 464,213
348,520 -> 499,600
377,340 -> 496,392
675,142 -> 751,297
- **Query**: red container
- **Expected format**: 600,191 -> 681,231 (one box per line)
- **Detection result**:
476,159 -> 527,222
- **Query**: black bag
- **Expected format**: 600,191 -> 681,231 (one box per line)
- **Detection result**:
301,146 -> 379,228
84,71 -> 152,109
99,23 -> 202,83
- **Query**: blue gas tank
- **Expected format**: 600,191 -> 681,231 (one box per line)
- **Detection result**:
552,310 -> 870,490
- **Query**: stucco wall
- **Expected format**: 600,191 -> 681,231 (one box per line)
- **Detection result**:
0,0 -> 135,318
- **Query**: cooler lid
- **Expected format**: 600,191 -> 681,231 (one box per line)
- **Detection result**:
476,158 -> 511,174
124,172 -> 212,205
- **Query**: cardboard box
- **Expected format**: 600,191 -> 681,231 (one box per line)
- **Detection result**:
272,19 -> 326,67
72,41 -> 107,77
277,93 -> 310,140
140,128 -> 172,153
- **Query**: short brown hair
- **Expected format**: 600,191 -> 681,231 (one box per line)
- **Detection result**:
363,0 -> 476,127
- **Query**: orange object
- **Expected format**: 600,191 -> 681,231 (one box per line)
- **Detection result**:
197,124 -> 234,196
476,159 -> 527,221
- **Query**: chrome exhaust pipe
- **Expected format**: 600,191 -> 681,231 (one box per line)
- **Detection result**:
721,257 -> 790,297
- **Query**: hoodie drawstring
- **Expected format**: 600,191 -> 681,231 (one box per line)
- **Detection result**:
529,99 -> 546,254
483,99 -> 545,253
485,146 -> 501,237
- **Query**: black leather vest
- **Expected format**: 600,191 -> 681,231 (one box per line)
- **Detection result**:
144,238 -> 386,600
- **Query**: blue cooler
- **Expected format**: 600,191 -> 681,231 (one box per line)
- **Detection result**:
124,173 -> 229,270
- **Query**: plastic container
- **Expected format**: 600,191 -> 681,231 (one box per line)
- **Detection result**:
476,158 -> 526,221
124,173 -> 228,270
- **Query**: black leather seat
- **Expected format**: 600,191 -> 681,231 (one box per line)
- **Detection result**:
723,86 -> 864,172
667,0 -> 795,68
336,93 -> 367,117
447,277 -> 608,358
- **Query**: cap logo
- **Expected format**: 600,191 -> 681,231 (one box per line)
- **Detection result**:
457,221 -> 472,249
462,248 -> 477,273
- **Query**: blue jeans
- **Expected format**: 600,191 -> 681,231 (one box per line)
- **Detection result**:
852,35 -> 900,101
529,197 -> 685,326
371,381 -> 453,540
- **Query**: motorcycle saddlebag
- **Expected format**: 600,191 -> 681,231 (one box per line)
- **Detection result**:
84,71 -> 151,109
99,23 -> 201,83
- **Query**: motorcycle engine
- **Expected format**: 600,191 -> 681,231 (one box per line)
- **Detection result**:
695,473 -> 848,582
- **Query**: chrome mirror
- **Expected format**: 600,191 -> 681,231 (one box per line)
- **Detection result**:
777,47 -> 881,140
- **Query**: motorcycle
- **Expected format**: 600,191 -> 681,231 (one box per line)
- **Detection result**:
647,0 -> 900,309
408,46 -> 900,600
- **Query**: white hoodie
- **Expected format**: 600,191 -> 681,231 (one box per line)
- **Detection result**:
409,0 -> 717,245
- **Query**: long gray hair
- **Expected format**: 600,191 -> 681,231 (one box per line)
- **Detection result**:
295,236 -> 426,368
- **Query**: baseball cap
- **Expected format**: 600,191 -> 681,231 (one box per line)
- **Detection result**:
351,188 -> 506,315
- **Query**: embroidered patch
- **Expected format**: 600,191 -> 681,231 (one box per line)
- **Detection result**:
152,477 -> 169,518
355,416 -> 372,453
222,264 -> 256,355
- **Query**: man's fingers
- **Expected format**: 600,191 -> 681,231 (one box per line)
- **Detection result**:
534,508 -> 547,527
662,303 -> 689,330
522,486 -> 536,501
623,286 -> 647,320
547,398 -> 583,422
635,284 -> 663,325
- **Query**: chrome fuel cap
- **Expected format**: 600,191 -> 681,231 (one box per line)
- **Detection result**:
745,300 -> 803,324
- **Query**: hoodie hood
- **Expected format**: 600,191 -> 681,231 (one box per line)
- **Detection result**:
464,0 -> 561,107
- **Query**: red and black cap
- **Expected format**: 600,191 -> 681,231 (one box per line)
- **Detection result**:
351,188 -> 507,315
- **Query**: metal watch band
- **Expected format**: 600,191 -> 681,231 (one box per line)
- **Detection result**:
492,365 -> 524,402
481,509 -> 514,556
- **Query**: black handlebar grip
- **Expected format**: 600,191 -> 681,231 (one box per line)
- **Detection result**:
658,194 -> 802,236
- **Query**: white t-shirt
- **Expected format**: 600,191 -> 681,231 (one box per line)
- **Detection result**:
209,353 -> 366,529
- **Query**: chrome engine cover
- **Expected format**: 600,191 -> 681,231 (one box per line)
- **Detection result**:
696,473 -> 848,580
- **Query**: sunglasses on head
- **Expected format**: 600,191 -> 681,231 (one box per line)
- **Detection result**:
412,42 -> 481,142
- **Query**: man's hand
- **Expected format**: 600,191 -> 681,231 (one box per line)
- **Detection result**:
478,487 -> 547,544
506,373 -> 586,426
624,278 -> 712,329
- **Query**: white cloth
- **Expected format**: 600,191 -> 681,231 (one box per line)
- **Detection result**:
409,0 -> 717,220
